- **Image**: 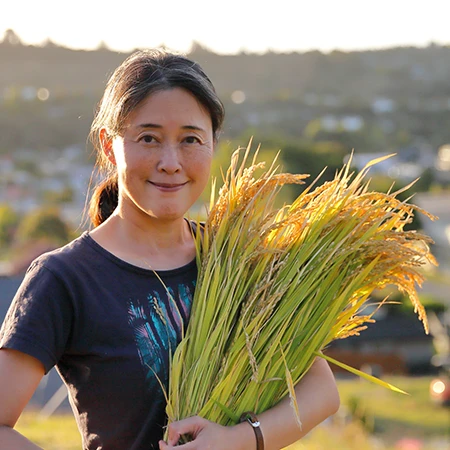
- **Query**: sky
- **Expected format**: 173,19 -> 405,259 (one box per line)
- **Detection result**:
1,0 -> 450,55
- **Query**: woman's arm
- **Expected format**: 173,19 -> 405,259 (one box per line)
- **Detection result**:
257,357 -> 340,449
160,357 -> 340,450
0,348 -> 45,449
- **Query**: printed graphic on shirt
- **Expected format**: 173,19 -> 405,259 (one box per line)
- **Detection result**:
127,282 -> 195,389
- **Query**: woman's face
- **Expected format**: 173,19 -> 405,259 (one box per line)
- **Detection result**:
105,88 -> 214,222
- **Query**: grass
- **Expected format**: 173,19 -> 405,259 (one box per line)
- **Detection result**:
335,375 -> 450,443
15,411 -> 81,450
15,376 -> 449,449
288,376 -> 450,449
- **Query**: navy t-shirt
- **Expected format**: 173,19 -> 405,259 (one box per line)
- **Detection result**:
0,231 -> 197,449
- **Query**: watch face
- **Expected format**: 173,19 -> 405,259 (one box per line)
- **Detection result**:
240,411 -> 260,427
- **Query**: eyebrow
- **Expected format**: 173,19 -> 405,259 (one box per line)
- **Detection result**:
137,123 -> 206,132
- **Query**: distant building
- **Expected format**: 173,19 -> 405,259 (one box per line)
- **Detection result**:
326,312 -> 434,375
341,115 -> 364,132
371,97 -> 396,114
0,276 -> 22,310
435,144 -> 450,184
345,152 -> 397,174
321,115 -> 364,132
415,192 -> 450,271
321,114 -> 339,131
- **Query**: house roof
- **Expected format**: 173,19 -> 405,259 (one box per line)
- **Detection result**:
0,275 -> 70,410
331,313 -> 432,347
0,276 -> 24,321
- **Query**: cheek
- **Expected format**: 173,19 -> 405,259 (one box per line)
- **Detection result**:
187,148 -> 213,173
195,155 -> 213,180
119,149 -> 155,175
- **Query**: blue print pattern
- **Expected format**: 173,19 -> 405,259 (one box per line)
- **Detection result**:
127,281 -> 195,389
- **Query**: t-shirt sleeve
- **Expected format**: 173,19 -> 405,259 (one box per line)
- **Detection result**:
0,259 -> 73,374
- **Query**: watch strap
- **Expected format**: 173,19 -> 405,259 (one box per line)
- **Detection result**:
239,411 -> 264,450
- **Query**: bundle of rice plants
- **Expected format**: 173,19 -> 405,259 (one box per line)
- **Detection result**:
164,143 -> 437,435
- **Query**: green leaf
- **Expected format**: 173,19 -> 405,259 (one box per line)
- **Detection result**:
210,398 -> 240,423
317,352 -> 409,395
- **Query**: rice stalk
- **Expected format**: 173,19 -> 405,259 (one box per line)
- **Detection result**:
164,143 -> 438,435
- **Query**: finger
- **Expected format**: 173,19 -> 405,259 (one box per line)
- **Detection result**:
168,415 -> 206,442
167,431 -> 180,446
172,441 -> 196,450
167,421 -> 182,445
160,439 -> 196,450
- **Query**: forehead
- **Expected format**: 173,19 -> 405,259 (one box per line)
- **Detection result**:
127,88 -> 212,128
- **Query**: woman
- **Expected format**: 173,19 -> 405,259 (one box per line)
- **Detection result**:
0,49 -> 339,450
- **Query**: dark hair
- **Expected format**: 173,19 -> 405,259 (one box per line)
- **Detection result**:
88,48 -> 225,227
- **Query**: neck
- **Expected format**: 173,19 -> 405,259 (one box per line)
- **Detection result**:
109,212 -> 191,249
89,212 -> 196,270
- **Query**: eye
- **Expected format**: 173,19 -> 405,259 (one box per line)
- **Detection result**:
184,136 -> 201,144
141,135 -> 155,143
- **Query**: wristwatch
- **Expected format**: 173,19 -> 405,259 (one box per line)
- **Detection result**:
239,411 -> 264,450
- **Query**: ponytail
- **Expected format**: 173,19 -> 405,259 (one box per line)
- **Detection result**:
89,175 -> 119,227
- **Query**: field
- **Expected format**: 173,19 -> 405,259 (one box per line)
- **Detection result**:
15,375 -> 449,449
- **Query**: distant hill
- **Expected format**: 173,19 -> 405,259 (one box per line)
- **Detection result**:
2,37 -> 450,102
2,35 -> 450,153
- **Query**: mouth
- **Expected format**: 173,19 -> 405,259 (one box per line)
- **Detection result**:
148,181 -> 188,191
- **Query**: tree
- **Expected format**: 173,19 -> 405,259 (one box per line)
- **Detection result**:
41,38 -> 58,48
366,174 -> 423,231
0,204 -> 20,247
96,40 -> 110,51
16,207 -> 71,246
43,186 -> 75,204
1,29 -> 22,46
278,140 -> 348,197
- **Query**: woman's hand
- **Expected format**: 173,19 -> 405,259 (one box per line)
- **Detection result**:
158,416 -> 254,450
158,359 -> 339,450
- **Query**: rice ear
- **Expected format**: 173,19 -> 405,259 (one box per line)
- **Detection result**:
165,141 -> 436,427
280,343 -> 302,430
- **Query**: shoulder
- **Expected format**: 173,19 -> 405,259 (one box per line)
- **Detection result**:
27,232 -> 92,277
13,232 -> 102,308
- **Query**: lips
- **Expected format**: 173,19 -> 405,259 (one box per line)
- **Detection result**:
148,181 -> 188,191
149,181 -> 187,188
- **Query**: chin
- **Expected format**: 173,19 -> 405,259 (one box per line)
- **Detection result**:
148,209 -> 187,222
139,200 -> 194,222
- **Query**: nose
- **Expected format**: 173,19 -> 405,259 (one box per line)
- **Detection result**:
157,144 -> 182,174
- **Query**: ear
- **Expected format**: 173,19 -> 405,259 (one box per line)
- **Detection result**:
100,128 -> 116,166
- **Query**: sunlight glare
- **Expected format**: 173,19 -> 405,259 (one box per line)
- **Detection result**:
431,380 -> 446,395
231,90 -> 246,104
37,88 -> 50,101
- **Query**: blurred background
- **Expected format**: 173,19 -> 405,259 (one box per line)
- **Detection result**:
1,1 -> 449,449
